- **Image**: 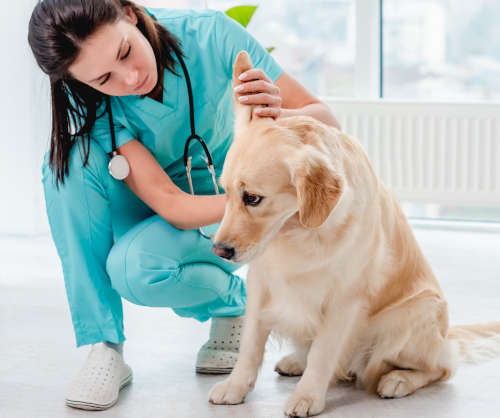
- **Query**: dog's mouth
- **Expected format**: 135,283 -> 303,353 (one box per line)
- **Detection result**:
212,211 -> 298,264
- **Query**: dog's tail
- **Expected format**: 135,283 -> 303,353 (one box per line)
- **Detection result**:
447,322 -> 500,364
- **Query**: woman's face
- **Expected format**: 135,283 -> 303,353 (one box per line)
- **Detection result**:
68,7 -> 158,96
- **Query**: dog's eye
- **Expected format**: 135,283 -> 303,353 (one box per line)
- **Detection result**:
243,192 -> 263,206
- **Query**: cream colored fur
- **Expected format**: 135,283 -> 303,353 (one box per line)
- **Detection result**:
208,51 -> 500,417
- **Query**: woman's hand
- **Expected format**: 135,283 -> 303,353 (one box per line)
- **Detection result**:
233,69 -> 282,119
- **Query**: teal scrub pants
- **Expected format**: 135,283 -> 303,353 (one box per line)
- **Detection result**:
42,140 -> 246,347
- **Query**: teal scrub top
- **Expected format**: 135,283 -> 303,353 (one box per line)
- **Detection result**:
91,8 -> 283,192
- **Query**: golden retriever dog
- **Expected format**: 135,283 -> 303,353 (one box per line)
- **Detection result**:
208,51 -> 500,417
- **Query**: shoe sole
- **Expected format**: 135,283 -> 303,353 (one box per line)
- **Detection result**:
196,367 -> 233,374
65,372 -> 133,411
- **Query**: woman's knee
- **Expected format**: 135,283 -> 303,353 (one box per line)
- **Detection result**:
105,215 -> 245,308
106,241 -> 233,308
105,217 -> 181,305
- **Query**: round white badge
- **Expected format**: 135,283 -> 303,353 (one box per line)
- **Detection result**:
108,154 -> 130,180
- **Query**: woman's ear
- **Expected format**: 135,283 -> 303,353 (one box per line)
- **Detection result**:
293,148 -> 344,228
123,6 -> 138,25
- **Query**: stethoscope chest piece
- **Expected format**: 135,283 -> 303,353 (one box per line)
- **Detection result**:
108,152 -> 130,180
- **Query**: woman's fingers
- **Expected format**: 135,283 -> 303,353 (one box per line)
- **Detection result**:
234,69 -> 282,119
234,79 -> 280,96
253,106 -> 281,119
238,68 -> 272,83
237,92 -> 282,107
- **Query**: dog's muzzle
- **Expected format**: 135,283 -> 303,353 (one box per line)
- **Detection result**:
212,242 -> 235,260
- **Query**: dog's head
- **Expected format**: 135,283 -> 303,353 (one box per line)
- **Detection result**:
212,51 -> 344,264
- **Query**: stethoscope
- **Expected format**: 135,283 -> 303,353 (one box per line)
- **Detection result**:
107,49 -> 219,239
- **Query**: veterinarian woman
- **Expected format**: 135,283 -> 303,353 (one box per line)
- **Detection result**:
28,0 -> 339,410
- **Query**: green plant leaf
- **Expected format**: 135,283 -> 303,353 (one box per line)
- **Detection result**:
266,46 -> 275,53
225,6 -> 258,28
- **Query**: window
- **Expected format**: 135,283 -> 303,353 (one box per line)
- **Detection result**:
383,0 -> 500,102
146,0 -> 500,102
207,0 -> 357,97
143,0 -> 500,224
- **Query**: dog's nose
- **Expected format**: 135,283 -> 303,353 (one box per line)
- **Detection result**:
212,242 -> 235,260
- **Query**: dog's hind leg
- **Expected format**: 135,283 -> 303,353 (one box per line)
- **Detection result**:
275,344 -> 309,376
377,368 -> 445,398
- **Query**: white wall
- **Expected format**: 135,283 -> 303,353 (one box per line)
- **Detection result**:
0,1 -> 203,237
0,1 -> 51,236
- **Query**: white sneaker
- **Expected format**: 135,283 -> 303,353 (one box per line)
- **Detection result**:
65,343 -> 132,410
195,316 -> 244,374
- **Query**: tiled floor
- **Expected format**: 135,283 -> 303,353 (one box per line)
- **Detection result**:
1,224 -> 499,418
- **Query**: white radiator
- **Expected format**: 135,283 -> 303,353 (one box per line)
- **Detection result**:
324,100 -> 500,206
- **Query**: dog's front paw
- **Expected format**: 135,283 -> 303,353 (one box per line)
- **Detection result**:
209,377 -> 250,405
284,390 -> 325,417
275,353 -> 305,376
377,371 -> 413,399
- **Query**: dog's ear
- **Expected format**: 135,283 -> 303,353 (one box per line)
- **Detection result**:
293,148 -> 343,228
232,50 -> 264,132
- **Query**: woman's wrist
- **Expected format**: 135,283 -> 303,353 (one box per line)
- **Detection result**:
166,192 -> 226,230
215,193 -> 227,223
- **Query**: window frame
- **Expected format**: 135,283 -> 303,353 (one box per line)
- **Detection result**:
355,0 -> 382,99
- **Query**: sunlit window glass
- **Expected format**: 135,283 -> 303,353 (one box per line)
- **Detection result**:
383,0 -> 500,102
208,0 -> 356,97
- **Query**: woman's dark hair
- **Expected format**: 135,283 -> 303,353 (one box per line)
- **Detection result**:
28,0 -> 184,187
